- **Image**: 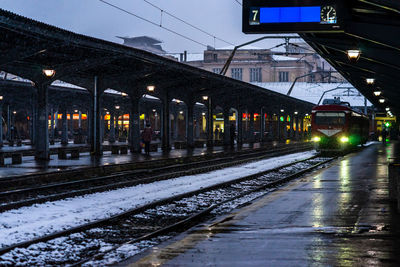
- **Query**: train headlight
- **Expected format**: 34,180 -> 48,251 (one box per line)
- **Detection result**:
340,136 -> 349,143
312,136 -> 321,142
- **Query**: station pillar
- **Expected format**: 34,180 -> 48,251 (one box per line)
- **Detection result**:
109,111 -> 115,143
173,109 -> 179,142
61,107 -> 68,145
34,83 -> 50,160
129,96 -> 141,153
237,108 -> 243,147
223,107 -> 230,147
0,103 -> 3,147
161,92 -> 171,151
260,109 -> 265,143
249,111 -> 255,144
90,76 -> 103,156
187,103 -> 194,148
206,98 -> 213,147
283,114 -> 288,140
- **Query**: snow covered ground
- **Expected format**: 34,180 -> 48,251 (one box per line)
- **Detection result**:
0,151 -> 316,248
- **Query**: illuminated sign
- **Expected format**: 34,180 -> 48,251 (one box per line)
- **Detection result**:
243,0 -> 346,34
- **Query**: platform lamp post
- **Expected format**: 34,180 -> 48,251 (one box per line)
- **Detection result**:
34,67 -> 55,159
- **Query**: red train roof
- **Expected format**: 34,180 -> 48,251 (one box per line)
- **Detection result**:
312,104 -> 353,112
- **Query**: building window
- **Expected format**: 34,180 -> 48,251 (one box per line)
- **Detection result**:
212,68 -> 222,74
250,68 -> 262,82
231,68 -> 243,80
213,54 -> 218,62
279,71 -> 289,82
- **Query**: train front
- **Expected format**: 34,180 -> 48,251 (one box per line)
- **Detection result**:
311,106 -> 350,151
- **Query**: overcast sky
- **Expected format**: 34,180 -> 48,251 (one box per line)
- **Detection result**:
1,0 -> 296,54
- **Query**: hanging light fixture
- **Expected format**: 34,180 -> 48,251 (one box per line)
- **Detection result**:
379,98 -> 385,103
366,78 -> 375,85
42,69 -> 56,78
346,49 -> 361,62
147,85 -> 155,92
373,90 -> 382,96
202,95 -> 209,101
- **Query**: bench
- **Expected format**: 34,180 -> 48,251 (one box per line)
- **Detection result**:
194,140 -> 205,148
174,141 -> 187,149
111,145 -> 120,154
11,153 -> 22,164
111,145 -> 129,154
58,148 -> 80,159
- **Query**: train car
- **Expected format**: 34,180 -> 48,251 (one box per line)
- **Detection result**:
311,99 -> 369,151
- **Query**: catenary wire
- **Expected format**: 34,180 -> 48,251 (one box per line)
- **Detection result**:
142,0 -> 235,46
99,0 -> 208,47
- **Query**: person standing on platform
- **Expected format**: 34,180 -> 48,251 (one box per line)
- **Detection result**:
142,123 -> 153,155
214,126 -> 220,140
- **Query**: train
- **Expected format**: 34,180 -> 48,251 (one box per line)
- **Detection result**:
311,99 -> 369,151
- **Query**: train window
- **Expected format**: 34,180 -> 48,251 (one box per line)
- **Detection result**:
315,112 -> 345,125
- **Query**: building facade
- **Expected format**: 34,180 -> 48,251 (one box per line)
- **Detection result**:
185,43 -> 344,83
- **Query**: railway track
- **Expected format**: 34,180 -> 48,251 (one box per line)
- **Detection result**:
0,143 -> 313,212
0,155 -> 335,266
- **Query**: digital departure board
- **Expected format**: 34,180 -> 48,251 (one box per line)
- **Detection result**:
243,0 -> 346,34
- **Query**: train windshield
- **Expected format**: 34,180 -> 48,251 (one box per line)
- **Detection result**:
315,112 -> 345,125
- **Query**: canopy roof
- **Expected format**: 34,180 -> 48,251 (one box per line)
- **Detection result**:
0,8 -> 314,113
301,0 -> 400,114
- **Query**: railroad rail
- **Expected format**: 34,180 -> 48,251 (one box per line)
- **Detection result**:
0,143 -> 313,212
0,155 -> 335,266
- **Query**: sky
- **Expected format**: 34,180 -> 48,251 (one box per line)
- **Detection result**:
0,0 -> 295,54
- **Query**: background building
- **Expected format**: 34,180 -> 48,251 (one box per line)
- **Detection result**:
185,42 -> 345,84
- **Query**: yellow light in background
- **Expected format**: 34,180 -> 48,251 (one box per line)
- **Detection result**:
313,136 -> 321,142
340,136 -> 349,143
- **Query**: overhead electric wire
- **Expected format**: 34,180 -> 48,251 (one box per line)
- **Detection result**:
99,0 -> 208,47
142,0 -> 235,46
234,0 -> 242,6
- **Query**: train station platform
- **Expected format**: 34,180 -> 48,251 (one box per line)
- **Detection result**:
0,141 -> 288,179
125,142 -> 400,266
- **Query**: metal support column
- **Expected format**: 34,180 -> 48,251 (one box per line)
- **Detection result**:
260,108 -> 265,142
249,111 -> 255,144
237,108 -> 243,147
187,103 -> 194,148
129,97 -> 141,153
34,83 -> 49,160
0,103 -> 3,147
90,76 -> 102,155
50,107 -> 54,142
109,111 -> 115,143
61,107 -> 68,145
161,93 -> 171,151
206,98 -> 213,147
223,108 -> 230,147
6,104 -> 11,141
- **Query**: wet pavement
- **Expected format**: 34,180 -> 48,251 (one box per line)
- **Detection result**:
125,142 -> 400,266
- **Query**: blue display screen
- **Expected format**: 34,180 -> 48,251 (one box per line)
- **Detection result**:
260,6 -> 321,23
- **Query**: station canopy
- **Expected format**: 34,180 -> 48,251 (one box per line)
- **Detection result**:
0,8 -> 313,113
243,0 -> 400,114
